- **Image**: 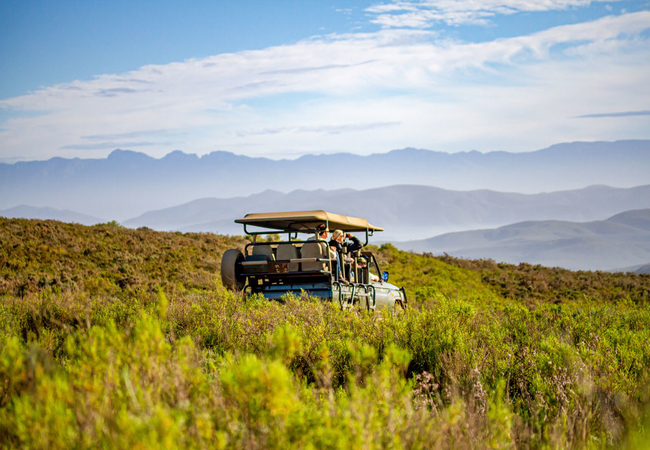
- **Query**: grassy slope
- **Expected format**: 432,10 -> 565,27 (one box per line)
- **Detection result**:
0,218 -> 247,297
1,218 -> 650,448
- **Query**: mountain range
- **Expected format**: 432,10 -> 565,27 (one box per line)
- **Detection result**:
396,209 -> 650,272
122,184 -> 650,242
1,140 -> 648,220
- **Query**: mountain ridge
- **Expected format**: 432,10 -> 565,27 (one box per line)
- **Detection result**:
1,140 -> 648,220
396,209 -> 650,271
6,139 -> 648,166
122,184 -> 650,242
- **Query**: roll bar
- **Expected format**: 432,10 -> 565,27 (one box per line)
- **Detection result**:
243,223 -> 374,245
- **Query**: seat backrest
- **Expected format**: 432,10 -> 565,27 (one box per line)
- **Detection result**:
276,243 -> 300,272
252,244 -> 275,261
301,241 -> 329,271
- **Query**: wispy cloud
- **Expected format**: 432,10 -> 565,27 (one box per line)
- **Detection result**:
0,11 -> 648,160
300,122 -> 400,134
260,60 -> 376,76
576,110 -> 650,118
81,129 -> 186,140
95,87 -> 143,97
366,0 -> 618,27
120,78 -> 153,84
60,141 -> 164,150
236,122 -> 400,137
235,127 -> 287,138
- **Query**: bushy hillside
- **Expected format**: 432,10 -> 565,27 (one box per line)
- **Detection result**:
1,219 -> 650,448
435,253 -> 650,305
0,218 -> 246,299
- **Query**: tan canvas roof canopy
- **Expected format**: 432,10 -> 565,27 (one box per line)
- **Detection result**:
235,210 -> 383,233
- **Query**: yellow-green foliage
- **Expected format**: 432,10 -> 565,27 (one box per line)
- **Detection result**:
437,254 -> 650,305
376,243 -> 502,307
0,217 -> 247,299
1,218 -> 650,448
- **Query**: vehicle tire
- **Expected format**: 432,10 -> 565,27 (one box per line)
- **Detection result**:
221,249 -> 245,291
393,298 -> 407,316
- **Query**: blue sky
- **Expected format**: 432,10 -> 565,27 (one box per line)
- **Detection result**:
1,0 -> 649,162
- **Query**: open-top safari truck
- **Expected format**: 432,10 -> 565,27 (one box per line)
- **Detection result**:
221,210 -> 408,312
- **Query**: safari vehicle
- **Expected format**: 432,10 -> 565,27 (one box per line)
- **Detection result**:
221,210 -> 408,312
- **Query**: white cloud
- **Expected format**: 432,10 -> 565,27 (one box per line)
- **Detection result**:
0,11 -> 648,160
366,0 -> 619,27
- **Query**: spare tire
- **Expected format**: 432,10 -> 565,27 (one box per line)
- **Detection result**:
221,249 -> 245,291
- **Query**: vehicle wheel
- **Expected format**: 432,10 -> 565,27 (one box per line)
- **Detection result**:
221,249 -> 245,291
393,298 -> 407,315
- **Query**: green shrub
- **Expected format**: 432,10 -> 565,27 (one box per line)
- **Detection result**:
2,218 -> 650,448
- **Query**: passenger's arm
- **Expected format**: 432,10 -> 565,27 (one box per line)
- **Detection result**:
345,235 -> 363,253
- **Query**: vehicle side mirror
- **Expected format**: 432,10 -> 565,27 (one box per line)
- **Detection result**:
382,271 -> 389,282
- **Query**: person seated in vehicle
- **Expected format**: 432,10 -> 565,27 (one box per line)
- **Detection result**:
308,224 -> 328,241
309,225 -> 337,256
329,230 -> 351,283
343,232 -> 363,255
357,256 -> 380,283
305,224 -> 339,273
339,233 -> 363,281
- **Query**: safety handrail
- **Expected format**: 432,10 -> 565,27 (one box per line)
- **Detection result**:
367,284 -> 377,310
348,284 -> 356,309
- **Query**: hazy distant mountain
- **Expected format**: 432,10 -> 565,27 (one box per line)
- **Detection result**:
615,263 -> 650,274
1,140 -> 648,220
0,205 -> 104,226
396,209 -> 650,271
635,264 -> 650,274
122,184 -> 650,242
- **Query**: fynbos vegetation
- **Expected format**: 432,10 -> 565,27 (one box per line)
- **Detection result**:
1,218 -> 649,448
